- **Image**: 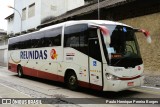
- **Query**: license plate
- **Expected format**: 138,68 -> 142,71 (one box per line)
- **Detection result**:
128,82 -> 134,86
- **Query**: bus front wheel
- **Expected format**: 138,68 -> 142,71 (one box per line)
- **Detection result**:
66,72 -> 78,90
17,66 -> 24,78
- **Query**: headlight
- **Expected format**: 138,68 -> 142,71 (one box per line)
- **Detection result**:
105,73 -> 120,80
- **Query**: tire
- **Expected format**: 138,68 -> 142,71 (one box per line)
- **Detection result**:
17,66 -> 24,78
66,72 -> 78,90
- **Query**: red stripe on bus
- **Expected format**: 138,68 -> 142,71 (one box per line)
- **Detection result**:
78,81 -> 90,88
119,75 -> 141,80
78,81 -> 103,90
8,63 -> 17,73
23,67 -> 38,77
8,63 -> 103,90
8,63 -> 64,82
23,66 -> 64,82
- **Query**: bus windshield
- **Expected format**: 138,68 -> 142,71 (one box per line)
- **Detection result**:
102,25 -> 142,68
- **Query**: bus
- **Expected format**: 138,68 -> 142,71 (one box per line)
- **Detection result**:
8,20 -> 151,92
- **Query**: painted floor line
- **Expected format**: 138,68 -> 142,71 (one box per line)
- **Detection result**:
131,88 -> 160,95
141,86 -> 160,90
130,86 -> 160,95
0,83 -> 30,98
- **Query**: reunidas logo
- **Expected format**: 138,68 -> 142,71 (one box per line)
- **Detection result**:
50,49 -> 58,60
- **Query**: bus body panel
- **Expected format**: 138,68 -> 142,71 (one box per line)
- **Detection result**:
102,63 -> 144,91
8,46 -> 63,79
63,48 -> 89,82
105,64 -> 144,78
103,76 -> 144,92
62,48 -> 103,90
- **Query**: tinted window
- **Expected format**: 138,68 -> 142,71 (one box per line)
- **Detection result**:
31,32 -> 45,48
88,28 -> 102,61
89,38 -> 102,62
45,27 -> 62,47
19,37 -> 30,49
8,35 -> 32,50
8,27 -> 62,50
88,28 -> 98,38
8,38 -> 18,50
64,24 -> 88,54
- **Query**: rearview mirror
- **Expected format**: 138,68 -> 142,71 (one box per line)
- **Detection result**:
135,29 -> 152,44
141,29 -> 152,43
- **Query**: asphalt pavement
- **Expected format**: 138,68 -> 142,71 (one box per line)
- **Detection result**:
0,67 -> 53,107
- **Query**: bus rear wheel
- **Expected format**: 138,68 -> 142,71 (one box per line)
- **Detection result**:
17,66 -> 24,78
66,72 -> 78,90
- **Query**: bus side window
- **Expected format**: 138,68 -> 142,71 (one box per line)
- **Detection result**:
8,35 -> 32,50
8,42 -> 12,50
31,32 -> 45,48
19,36 -> 32,49
88,28 -> 98,38
12,43 -> 17,50
8,38 -> 16,50
88,28 -> 102,62
45,27 -> 62,47
64,24 -> 88,55
11,37 -> 19,50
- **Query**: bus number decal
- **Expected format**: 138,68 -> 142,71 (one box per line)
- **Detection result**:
66,53 -> 75,60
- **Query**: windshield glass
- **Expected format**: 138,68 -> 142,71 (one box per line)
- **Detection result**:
102,25 -> 142,68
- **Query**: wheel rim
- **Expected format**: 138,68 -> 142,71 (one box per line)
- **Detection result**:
69,75 -> 76,85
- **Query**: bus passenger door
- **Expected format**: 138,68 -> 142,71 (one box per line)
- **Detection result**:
88,38 -> 103,90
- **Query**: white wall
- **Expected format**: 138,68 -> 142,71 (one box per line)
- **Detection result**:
25,0 -> 41,31
66,0 -> 84,11
0,45 -> 8,66
41,0 -> 67,22
41,0 -> 85,23
4,49 -> 8,65
7,18 -> 14,35
12,0 -> 85,34
14,0 -> 42,33
13,0 -> 23,33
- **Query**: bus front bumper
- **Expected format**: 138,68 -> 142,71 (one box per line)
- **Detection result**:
103,75 -> 144,92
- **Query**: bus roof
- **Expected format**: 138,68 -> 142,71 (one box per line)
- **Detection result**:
9,20 -> 132,41
40,20 -> 132,31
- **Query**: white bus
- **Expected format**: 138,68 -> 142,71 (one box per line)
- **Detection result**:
8,20 -> 151,92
